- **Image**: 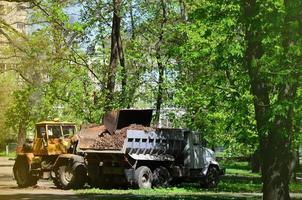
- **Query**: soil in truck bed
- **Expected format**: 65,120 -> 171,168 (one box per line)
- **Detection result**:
79,124 -> 155,150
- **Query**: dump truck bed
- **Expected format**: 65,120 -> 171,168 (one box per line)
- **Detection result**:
76,109 -> 186,161
77,127 -> 186,162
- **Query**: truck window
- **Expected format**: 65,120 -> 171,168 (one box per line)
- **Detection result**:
36,126 -> 46,138
48,125 -> 62,139
62,126 -> 75,138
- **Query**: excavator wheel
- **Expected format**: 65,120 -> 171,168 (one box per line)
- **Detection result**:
53,162 -> 86,189
13,156 -> 37,188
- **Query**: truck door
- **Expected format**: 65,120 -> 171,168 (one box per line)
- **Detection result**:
32,125 -> 48,155
192,144 -> 207,169
47,125 -> 65,155
184,131 -> 205,169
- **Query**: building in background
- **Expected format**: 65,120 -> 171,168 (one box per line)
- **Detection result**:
0,1 -> 28,148
0,1 -> 27,34
0,1 -> 28,68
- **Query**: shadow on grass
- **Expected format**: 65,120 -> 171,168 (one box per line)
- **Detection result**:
80,193 -> 260,200
222,161 -> 251,171
172,175 -> 262,193
0,193 -> 261,200
0,194 -> 82,200
222,175 -> 261,183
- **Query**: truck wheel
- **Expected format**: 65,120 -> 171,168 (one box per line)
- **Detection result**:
13,157 -> 37,187
134,166 -> 153,189
54,163 -> 86,189
152,166 -> 171,187
200,166 -> 220,188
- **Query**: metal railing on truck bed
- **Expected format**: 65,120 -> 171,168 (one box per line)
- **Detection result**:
125,128 -> 185,161
77,128 -> 188,162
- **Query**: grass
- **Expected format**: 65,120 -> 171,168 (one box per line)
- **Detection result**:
76,160 -> 302,199
0,151 -> 15,157
77,161 -> 263,199
78,187 -> 260,200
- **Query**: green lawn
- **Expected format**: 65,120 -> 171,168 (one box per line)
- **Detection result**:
78,187 -> 260,200
77,160 -> 302,199
0,151 -> 15,157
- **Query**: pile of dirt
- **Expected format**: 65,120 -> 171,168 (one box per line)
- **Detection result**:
91,124 -> 156,150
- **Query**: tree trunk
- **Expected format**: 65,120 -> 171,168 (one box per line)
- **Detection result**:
243,0 -> 300,199
154,52 -> 164,126
118,33 -> 127,106
129,0 -> 135,40
17,123 -> 26,146
179,0 -> 187,21
126,0 -> 137,109
154,0 -> 167,126
106,0 -> 122,111
250,148 -> 261,173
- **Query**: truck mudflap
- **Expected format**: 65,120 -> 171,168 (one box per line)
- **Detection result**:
124,168 -> 135,185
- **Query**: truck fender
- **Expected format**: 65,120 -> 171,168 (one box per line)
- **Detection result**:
15,153 -> 34,165
53,154 -> 85,169
209,160 -> 219,166
202,161 -> 220,175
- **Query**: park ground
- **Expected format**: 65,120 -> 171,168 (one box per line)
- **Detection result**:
1,157 -> 302,200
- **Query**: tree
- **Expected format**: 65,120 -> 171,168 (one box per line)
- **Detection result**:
171,0 -> 257,155
0,72 -> 18,147
1,0 -> 101,145
243,0 -> 302,199
105,0 -> 123,111
173,0 -> 302,199
154,0 -> 167,125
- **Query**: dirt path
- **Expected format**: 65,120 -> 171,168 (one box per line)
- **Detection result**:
0,157 -> 84,200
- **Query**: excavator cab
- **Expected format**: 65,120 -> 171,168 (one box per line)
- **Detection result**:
31,121 -> 77,155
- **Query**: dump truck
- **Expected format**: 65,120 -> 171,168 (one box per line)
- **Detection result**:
73,109 -> 224,189
14,110 -> 224,190
13,120 -> 87,189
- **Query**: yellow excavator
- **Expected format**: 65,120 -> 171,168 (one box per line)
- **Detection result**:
13,120 -> 86,189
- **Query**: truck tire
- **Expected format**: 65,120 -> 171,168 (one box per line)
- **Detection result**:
152,166 -> 171,187
134,166 -> 153,189
200,165 -> 220,188
54,163 -> 86,189
13,157 -> 37,187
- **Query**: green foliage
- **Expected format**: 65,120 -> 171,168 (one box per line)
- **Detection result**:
170,0 -> 257,156
0,73 -> 18,146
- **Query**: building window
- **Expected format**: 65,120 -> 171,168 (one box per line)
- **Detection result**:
17,4 -> 26,11
16,22 -> 25,30
0,5 -> 5,15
